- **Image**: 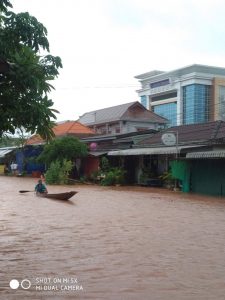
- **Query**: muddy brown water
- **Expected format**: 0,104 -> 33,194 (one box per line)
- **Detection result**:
1,176 -> 225,300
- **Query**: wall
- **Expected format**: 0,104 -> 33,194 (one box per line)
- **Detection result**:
83,156 -> 99,177
0,165 -> 4,174
92,120 -> 160,135
212,78 -> 225,121
190,160 -> 225,196
122,121 -> 158,133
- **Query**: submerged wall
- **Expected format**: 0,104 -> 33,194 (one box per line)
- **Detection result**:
171,159 -> 225,196
191,160 -> 225,196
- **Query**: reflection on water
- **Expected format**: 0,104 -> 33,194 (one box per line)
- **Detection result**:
1,176 -> 225,300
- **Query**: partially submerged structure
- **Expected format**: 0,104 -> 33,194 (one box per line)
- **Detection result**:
17,121 -> 95,175
108,121 -> 225,196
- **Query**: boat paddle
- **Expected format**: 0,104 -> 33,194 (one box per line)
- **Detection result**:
19,190 -> 34,193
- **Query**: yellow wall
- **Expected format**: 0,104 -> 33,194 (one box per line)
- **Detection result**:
0,165 -> 4,174
212,77 -> 225,121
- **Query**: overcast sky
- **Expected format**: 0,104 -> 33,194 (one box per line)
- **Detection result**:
12,0 -> 225,121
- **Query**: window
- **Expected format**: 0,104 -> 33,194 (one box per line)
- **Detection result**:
218,86 -> 225,120
151,91 -> 177,102
140,95 -> 147,108
183,84 -> 211,124
153,102 -> 177,126
150,79 -> 170,89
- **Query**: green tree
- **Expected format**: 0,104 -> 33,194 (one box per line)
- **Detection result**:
0,0 -> 62,140
45,159 -> 73,185
37,136 -> 88,166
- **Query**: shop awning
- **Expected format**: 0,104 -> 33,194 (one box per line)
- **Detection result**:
89,151 -> 107,157
0,148 -> 14,158
108,145 -> 200,156
186,150 -> 225,159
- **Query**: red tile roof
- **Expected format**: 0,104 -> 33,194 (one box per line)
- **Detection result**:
26,121 -> 95,145
54,121 -> 95,136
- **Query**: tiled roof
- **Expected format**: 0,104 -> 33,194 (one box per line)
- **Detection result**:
79,101 -> 167,125
26,121 -> 95,145
54,121 -> 94,135
136,121 -> 225,147
26,135 -> 44,145
79,102 -> 137,125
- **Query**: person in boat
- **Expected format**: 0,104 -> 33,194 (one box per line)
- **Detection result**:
40,173 -> 46,183
35,179 -> 48,195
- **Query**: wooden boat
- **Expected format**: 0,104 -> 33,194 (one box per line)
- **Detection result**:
36,191 -> 77,201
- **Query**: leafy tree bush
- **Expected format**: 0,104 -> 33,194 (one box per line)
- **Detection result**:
101,167 -> 126,186
37,136 -> 88,166
45,159 -> 73,185
89,170 -> 101,183
0,0 -> 62,139
100,156 -> 110,172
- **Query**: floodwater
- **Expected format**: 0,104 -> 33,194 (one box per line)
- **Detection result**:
1,176 -> 225,300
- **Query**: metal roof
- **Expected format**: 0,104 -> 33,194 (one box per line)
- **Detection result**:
79,102 -> 137,125
186,151 -> 225,159
0,148 -> 15,158
137,121 -> 225,147
79,101 -> 167,125
108,145 -> 200,156
89,151 -> 107,157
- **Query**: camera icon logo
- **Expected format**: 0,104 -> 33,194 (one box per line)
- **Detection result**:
9,279 -> 19,289
9,279 -> 31,290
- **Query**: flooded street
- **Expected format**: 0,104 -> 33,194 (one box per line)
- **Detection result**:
1,176 -> 225,300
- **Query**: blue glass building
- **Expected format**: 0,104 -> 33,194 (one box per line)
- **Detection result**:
135,64 -> 225,127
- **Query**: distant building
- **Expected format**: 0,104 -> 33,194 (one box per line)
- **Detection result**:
26,120 -> 95,145
78,101 -> 167,135
135,64 -> 225,126
20,121 -> 95,176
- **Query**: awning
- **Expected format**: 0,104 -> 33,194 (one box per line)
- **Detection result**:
89,151 -> 107,157
0,148 -> 14,158
108,145 -> 200,156
186,150 -> 225,159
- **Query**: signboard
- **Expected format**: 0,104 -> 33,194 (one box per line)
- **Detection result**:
161,133 -> 177,146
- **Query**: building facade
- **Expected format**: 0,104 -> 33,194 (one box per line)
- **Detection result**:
78,101 -> 167,135
135,64 -> 225,126
108,121 -> 225,196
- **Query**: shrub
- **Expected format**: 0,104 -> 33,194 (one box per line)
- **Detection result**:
100,157 -> 110,172
101,167 -> 126,186
159,171 -> 175,188
79,176 -> 87,183
45,159 -> 73,184
89,170 -> 101,183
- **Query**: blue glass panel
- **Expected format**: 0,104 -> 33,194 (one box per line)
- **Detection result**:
183,84 -> 211,124
153,102 -> 177,126
140,95 -> 147,108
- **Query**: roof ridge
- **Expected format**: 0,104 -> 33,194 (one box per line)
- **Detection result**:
67,120 -> 76,133
80,101 -> 138,116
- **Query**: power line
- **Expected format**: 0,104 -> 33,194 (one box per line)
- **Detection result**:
56,85 -> 140,90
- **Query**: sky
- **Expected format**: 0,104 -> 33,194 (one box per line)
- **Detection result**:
12,0 -> 225,121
